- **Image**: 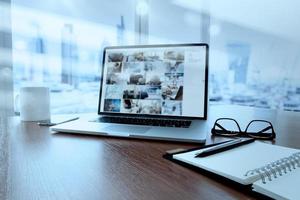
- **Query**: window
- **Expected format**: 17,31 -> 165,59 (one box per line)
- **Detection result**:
148,0 -> 300,112
11,0 -> 300,114
147,0 -> 208,44
12,0 -> 136,113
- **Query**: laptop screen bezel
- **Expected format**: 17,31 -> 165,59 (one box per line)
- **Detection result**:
98,43 -> 209,120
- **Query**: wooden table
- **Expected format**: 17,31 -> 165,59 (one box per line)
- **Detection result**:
7,105 -> 300,200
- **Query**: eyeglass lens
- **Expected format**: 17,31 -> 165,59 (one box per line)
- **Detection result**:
246,121 -> 273,136
216,119 -> 240,133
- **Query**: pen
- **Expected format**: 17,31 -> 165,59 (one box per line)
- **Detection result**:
195,138 -> 255,158
38,117 -> 79,126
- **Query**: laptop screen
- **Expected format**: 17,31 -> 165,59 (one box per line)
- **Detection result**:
99,44 -> 208,119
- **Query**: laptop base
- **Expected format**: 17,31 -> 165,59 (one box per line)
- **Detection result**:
51,118 -> 208,143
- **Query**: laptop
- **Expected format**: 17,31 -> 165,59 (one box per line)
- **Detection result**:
51,43 -> 209,143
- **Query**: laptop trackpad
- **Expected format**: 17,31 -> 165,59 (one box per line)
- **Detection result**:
103,125 -> 150,136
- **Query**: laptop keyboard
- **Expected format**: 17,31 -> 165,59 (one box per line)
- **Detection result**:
91,116 -> 192,128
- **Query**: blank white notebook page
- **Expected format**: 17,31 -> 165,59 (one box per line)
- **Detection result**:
253,168 -> 300,200
173,141 -> 299,185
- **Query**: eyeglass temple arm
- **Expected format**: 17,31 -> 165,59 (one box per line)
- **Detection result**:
214,123 -> 228,131
255,126 -> 273,134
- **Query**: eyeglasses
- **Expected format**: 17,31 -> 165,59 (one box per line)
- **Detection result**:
211,118 -> 276,140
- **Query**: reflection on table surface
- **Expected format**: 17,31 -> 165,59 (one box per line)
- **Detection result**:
5,104 -> 300,200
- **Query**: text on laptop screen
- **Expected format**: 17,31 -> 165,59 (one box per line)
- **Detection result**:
99,45 -> 207,118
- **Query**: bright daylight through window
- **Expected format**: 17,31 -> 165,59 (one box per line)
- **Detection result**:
10,0 -> 300,114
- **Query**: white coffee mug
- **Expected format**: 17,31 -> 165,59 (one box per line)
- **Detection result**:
19,87 -> 51,121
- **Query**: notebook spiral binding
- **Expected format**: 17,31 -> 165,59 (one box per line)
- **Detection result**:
244,152 -> 300,184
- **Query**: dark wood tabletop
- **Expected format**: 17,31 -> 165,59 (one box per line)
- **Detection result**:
7,105 -> 300,200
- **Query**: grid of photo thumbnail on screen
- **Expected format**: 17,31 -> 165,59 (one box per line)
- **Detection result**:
104,50 -> 185,116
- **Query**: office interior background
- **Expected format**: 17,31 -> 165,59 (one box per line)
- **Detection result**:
1,0 -> 300,114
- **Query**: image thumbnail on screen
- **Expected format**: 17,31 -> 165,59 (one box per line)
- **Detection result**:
102,48 -> 185,116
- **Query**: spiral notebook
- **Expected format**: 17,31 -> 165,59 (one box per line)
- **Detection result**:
165,141 -> 300,200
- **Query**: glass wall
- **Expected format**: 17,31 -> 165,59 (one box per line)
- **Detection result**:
206,1 -> 300,112
11,0 -> 136,113
11,0 -> 300,114
149,0 -> 300,112
148,1 -> 205,43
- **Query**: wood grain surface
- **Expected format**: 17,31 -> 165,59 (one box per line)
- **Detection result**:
7,105 -> 300,200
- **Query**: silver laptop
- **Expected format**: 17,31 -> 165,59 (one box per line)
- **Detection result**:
51,43 -> 209,143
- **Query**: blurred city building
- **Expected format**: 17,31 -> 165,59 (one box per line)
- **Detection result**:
9,0 -> 300,114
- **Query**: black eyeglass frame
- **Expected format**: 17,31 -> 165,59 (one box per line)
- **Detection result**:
211,118 -> 276,140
